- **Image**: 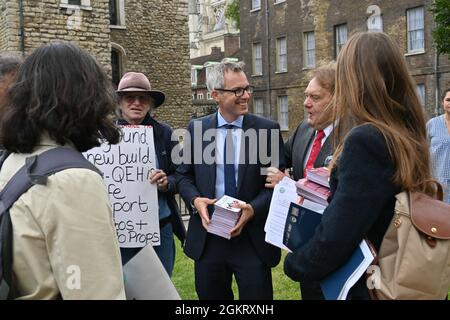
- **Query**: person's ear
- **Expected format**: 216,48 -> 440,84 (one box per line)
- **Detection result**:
211,90 -> 220,103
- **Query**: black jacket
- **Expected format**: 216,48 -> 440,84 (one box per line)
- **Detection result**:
284,121 -> 333,180
284,124 -> 400,299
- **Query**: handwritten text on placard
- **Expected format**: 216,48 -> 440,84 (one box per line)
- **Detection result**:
85,126 -> 159,248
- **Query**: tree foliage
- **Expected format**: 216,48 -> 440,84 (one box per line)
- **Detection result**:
225,0 -> 240,30
430,0 -> 450,54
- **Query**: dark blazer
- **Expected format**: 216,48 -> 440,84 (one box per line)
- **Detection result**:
284,121 -> 333,180
284,124 -> 401,299
118,114 -> 186,243
176,113 -> 285,267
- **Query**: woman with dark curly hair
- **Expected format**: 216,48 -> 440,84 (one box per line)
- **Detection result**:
0,42 -> 125,299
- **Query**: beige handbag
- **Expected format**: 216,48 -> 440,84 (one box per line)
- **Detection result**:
368,190 -> 450,300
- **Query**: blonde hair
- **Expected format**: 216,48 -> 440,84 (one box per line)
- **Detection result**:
310,62 -> 336,95
330,32 -> 436,195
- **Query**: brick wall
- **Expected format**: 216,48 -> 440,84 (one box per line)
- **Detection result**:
240,0 -> 450,138
0,0 -> 193,131
110,0 -> 193,130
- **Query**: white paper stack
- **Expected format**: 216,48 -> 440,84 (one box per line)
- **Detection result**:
207,195 -> 245,239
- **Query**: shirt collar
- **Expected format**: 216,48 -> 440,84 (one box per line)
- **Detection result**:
323,123 -> 333,137
217,112 -> 243,129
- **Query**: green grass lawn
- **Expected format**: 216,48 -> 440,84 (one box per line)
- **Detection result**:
172,239 -> 300,300
172,238 -> 450,300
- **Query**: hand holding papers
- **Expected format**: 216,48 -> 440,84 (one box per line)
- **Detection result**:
264,167 -> 375,300
207,195 -> 246,239
266,170 -> 331,251
265,166 -> 288,188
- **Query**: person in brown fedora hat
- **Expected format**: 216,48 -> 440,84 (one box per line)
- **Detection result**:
116,72 -> 186,277
117,72 -> 165,115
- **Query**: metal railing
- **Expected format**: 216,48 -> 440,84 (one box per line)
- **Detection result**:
176,194 -> 190,217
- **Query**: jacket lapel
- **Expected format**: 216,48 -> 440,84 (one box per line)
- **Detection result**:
202,113 -> 218,199
294,123 -> 315,179
315,130 -> 334,168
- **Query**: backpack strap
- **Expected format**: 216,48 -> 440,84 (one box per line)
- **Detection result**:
0,151 -> 11,170
0,147 -> 102,216
0,150 -> 12,300
0,147 -> 102,300
0,208 -> 12,300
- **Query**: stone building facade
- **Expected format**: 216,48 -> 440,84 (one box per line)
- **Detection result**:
190,38 -> 240,118
240,0 -> 450,138
0,0 -> 193,130
188,0 -> 240,58
188,0 -> 241,119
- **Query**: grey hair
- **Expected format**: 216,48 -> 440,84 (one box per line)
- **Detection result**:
206,59 -> 245,92
0,53 -> 22,79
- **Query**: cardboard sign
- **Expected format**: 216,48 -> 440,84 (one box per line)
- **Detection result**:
85,125 -> 159,248
123,245 -> 180,300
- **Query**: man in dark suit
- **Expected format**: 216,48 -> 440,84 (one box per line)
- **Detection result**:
265,64 -> 336,300
176,59 -> 285,300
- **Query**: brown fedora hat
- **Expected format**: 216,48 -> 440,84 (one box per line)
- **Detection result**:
117,72 -> 165,108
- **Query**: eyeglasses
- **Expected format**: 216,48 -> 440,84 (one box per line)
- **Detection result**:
215,85 -> 254,97
121,94 -> 151,104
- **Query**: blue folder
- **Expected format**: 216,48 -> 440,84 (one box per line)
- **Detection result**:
283,202 -> 374,300
283,202 -> 322,251
319,245 -> 366,300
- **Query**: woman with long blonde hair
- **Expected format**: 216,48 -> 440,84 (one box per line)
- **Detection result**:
284,32 -> 438,299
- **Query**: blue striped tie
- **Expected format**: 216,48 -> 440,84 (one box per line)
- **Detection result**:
223,124 -> 237,198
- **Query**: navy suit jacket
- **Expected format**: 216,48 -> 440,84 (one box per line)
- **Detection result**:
284,121 -> 334,180
284,124 -> 401,299
176,112 -> 285,267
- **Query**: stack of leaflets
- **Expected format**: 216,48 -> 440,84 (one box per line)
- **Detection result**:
207,195 -> 245,239
295,178 -> 330,206
306,167 -> 330,188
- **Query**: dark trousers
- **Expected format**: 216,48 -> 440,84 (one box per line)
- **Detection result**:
300,280 -> 324,300
195,232 -> 273,300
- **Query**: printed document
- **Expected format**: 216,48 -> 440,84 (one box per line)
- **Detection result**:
264,177 -> 298,251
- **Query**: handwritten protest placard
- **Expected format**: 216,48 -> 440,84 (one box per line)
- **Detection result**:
84,125 -> 159,248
